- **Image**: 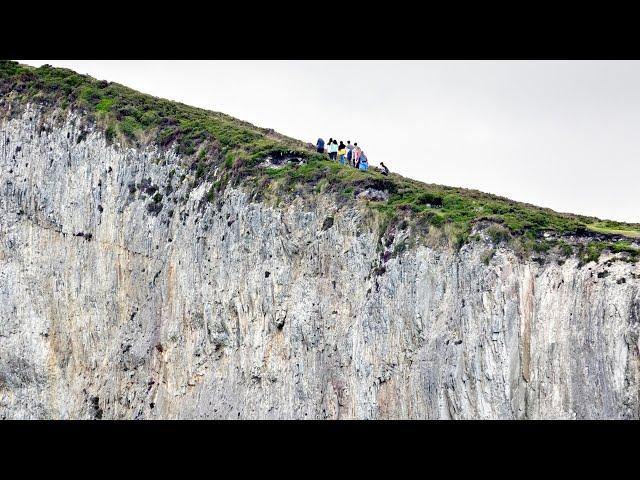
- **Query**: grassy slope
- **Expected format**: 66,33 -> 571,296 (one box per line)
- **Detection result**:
1,60 -> 638,263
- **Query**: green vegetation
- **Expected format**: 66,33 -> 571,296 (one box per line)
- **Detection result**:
586,221 -> 640,239
557,240 -> 574,257
195,162 -> 206,179
105,124 -> 116,142
95,97 -> 114,112
0,60 -> 309,168
119,116 -> 141,138
486,224 -> 512,245
577,241 -> 640,265
207,186 -> 216,202
2,60 -> 639,264
481,248 -> 496,265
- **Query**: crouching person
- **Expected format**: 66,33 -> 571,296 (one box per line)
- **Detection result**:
359,152 -> 369,171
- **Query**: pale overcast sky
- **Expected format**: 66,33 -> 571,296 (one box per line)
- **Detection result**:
19,60 -> 640,223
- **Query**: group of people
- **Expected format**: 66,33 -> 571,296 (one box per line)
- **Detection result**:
315,138 -> 389,175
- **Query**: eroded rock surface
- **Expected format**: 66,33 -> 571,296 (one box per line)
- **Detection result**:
1,106 -> 639,419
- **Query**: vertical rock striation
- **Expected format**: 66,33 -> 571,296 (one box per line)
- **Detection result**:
0,106 -> 638,419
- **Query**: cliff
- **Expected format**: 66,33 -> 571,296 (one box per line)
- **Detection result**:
0,62 -> 639,419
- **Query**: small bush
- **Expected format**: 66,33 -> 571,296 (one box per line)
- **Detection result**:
177,140 -> 196,156
416,211 -> 444,229
78,86 -> 99,105
481,248 -> 496,265
577,242 -> 605,264
531,240 -> 552,253
119,116 -> 140,138
486,224 -> 511,244
611,241 -> 640,256
315,179 -> 329,193
558,242 -> 573,257
416,192 -> 443,207
105,124 -> 116,142
157,128 -> 176,146
95,98 -> 113,112
453,231 -> 469,251
195,162 -> 206,179
140,110 -> 158,126
224,153 -> 234,169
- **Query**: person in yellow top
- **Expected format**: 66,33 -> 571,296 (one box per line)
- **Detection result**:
338,141 -> 347,165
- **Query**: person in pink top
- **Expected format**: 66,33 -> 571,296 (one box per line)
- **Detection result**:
353,143 -> 361,167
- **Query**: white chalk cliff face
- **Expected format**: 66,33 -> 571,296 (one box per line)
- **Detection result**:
1,105 -> 639,419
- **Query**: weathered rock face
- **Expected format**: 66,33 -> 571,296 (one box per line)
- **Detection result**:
1,106 -> 639,419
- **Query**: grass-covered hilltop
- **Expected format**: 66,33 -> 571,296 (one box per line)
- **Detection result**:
1,60 -> 639,264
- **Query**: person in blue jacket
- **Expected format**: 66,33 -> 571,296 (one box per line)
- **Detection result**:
358,151 -> 369,171
316,137 -> 325,153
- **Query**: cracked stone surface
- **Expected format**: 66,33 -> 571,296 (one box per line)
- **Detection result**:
0,105 -> 639,419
